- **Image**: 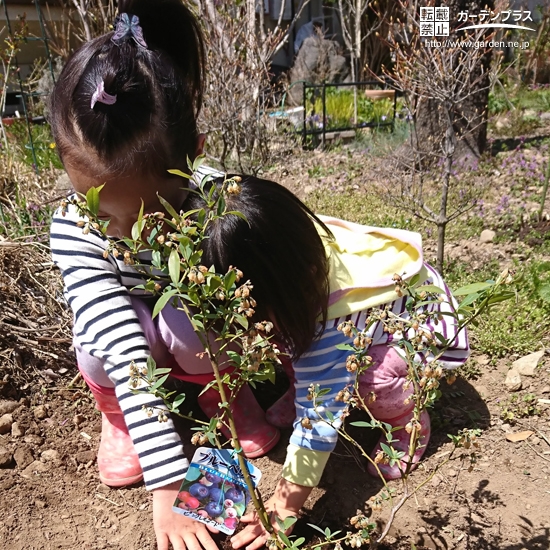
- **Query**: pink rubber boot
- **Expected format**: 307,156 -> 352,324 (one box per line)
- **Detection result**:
357,345 -> 432,480
83,376 -> 143,487
366,409 -> 431,480
266,356 -> 296,429
198,383 -> 280,458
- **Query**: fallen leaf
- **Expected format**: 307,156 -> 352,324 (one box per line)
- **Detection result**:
506,430 -> 534,443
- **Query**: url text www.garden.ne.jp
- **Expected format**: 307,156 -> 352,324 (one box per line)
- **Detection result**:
424,39 -> 530,50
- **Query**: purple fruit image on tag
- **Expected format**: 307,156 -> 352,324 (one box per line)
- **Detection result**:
173,447 -> 262,535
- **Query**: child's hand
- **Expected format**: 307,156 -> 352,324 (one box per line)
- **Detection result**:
230,479 -> 312,550
153,480 -> 219,550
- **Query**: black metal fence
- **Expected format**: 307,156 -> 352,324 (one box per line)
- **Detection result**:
301,81 -> 397,147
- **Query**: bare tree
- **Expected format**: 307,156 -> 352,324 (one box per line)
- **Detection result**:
193,0 -> 310,171
335,0 -> 394,123
45,0 -> 116,59
383,1 -> 498,273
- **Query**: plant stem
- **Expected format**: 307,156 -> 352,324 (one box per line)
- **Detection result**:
539,156 -> 550,220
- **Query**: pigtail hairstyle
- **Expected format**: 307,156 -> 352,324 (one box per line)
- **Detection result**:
49,0 -> 204,178
185,176 -> 333,359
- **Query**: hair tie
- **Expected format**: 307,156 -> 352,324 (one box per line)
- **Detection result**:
91,80 -> 117,109
112,13 -> 148,49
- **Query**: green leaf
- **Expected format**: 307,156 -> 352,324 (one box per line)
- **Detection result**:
216,194 -> 226,216
192,153 -> 205,172
234,313 -> 249,330
167,168 -> 192,180
225,210 -> 249,223
487,291 -> 515,306
350,420 -> 376,428
282,516 -> 298,530
307,524 -> 328,537
409,273 -> 420,286
227,351 -> 242,366
157,194 -> 180,221
458,293 -> 480,309
335,343 -> 355,351
153,368 -> 173,376
152,289 -> 178,318
85,184 -> 104,216
131,201 -> 145,241
453,282 -> 493,296
325,410 -> 335,422
172,393 -> 186,410
146,356 -> 156,379
149,373 -> 170,391
151,250 -> 162,269
224,269 -> 237,291
419,284 -> 445,295
168,249 -> 180,285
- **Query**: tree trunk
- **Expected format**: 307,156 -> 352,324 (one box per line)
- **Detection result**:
414,0 -> 494,163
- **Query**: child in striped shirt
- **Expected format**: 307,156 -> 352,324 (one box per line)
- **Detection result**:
182,175 -> 470,550
48,2 -> 278,549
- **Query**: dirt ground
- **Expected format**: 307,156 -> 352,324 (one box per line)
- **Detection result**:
1,147 -> 550,550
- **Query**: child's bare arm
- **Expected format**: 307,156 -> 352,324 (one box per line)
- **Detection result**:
230,478 -> 312,550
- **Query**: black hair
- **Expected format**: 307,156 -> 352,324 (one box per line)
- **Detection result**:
185,175 -> 333,359
49,0 -> 204,178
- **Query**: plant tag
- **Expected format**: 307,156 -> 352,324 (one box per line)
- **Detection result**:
172,447 -> 262,534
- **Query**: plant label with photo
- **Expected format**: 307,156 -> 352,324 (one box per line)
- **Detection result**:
172,447 -> 262,534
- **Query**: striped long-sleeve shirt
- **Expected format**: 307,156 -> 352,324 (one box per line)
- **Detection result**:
50,201 -> 190,489
288,263 -> 469,454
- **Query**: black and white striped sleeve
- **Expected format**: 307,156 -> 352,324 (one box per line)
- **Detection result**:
50,204 -> 189,489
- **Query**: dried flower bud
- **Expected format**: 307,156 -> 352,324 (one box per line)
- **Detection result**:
156,235 -> 165,245
103,249 -> 109,259
446,373 -> 457,385
226,181 -> 242,195
76,220 -> 85,227
301,417 -> 313,430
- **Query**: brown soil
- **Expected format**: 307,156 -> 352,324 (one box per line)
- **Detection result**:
1,149 -> 550,550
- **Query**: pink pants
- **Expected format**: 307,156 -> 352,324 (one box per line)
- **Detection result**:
357,345 -> 413,421
75,298 -> 219,395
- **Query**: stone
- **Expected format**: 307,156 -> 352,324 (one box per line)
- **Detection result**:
11,422 -> 25,438
23,435 -> 44,446
40,449 -> 60,462
75,451 -> 96,464
33,405 -> 48,420
73,414 -> 85,426
0,447 -> 14,468
479,229 -> 496,243
288,35 -> 349,106
512,350 -> 545,377
20,460 -> 50,479
0,401 -> 19,416
541,112 -> 550,121
505,368 -> 522,391
13,446 -> 34,469
0,414 -> 13,435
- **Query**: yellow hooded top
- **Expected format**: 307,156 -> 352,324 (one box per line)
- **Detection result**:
318,216 -> 429,320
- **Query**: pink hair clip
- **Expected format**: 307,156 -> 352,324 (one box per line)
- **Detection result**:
91,79 -> 117,109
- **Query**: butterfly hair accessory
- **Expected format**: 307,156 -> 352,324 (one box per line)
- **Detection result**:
111,13 -> 148,49
91,80 -> 117,109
